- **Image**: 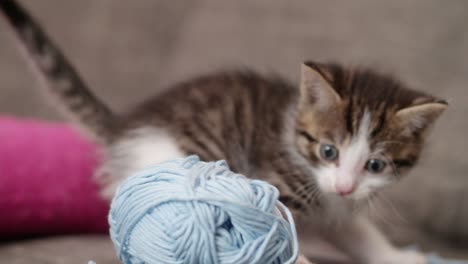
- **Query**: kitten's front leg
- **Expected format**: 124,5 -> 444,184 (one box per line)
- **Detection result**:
323,215 -> 426,264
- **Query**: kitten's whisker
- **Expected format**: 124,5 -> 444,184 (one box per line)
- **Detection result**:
370,147 -> 386,157
368,194 -> 396,227
358,193 -> 396,228
293,179 -> 316,196
375,140 -> 406,147
305,187 -> 323,206
381,153 -> 401,179
376,193 -> 407,224
364,195 -> 378,219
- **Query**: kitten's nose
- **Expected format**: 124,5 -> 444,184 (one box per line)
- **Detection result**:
335,184 -> 355,196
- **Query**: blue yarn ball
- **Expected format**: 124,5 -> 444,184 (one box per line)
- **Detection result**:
109,156 -> 298,264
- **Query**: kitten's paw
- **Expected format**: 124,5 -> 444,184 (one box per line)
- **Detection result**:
377,250 -> 427,264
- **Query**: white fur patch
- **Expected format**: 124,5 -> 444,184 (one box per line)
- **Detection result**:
315,111 -> 395,200
119,127 -> 184,172
98,127 -> 185,199
315,110 -> 390,200
315,165 -> 339,194
335,111 -> 372,192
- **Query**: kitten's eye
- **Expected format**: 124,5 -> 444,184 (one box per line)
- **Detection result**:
319,144 -> 339,161
365,159 -> 387,173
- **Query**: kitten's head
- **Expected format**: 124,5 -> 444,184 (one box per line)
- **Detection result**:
296,62 -> 447,201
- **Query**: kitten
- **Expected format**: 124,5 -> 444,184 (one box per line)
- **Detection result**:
0,1 -> 447,263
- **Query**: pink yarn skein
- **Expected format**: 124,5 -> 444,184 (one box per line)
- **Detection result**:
0,116 -> 109,238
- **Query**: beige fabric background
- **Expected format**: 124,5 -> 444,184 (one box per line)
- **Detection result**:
0,0 -> 467,263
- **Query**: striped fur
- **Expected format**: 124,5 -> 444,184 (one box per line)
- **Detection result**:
0,0 -> 116,140
1,0 -> 447,215
1,2 -> 450,263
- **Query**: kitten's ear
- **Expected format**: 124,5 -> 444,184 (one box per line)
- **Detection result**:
299,62 -> 341,112
394,99 -> 448,136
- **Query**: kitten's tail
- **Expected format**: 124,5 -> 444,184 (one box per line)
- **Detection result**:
0,0 -> 116,141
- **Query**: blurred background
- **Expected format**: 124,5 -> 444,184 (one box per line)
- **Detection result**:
0,0 -> 467,263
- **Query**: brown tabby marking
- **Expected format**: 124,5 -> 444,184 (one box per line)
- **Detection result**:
297,62 -> 447,181
0,0 -> 447,205
1,1 -> 449,263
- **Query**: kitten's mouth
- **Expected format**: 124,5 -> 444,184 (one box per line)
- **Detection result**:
325,191 -> 358,203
